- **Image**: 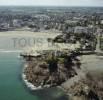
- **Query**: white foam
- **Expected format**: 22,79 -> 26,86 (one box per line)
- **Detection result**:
0,49 -> 22,53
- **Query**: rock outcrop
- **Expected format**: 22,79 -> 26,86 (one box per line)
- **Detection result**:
24,52 -> 80,88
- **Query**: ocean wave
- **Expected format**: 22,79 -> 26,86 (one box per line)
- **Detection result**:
0,49 -> 22,53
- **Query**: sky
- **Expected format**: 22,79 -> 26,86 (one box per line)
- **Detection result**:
0,0 -> 103,6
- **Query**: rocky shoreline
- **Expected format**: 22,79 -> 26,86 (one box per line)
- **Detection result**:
21,47 -> 81,87
22,63 -> 51,90
21,35 -> 103,100
22,53 -> 103,100
21,49 -> 87,97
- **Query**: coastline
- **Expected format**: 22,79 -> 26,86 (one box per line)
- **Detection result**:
22,57 -> 90,100
22,55 -> 103,100
21,53 -> 84,91
22,62 -> 51,91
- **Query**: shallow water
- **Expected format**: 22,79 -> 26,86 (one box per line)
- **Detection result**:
0,52 -> 39,100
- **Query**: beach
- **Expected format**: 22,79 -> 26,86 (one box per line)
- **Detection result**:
0,31 -> 61,51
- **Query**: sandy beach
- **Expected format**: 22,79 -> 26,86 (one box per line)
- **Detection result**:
81,54 -> 103,73
0,30 -> 61,51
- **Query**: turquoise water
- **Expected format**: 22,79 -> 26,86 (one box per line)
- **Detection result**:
0,52 -> 67,100
0,52 -> 39,100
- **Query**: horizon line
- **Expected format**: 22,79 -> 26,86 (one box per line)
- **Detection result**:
0,5 -> 103,7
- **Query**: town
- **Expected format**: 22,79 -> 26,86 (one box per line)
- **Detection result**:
0,6 -> 103,100
0,7 -> 103,51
